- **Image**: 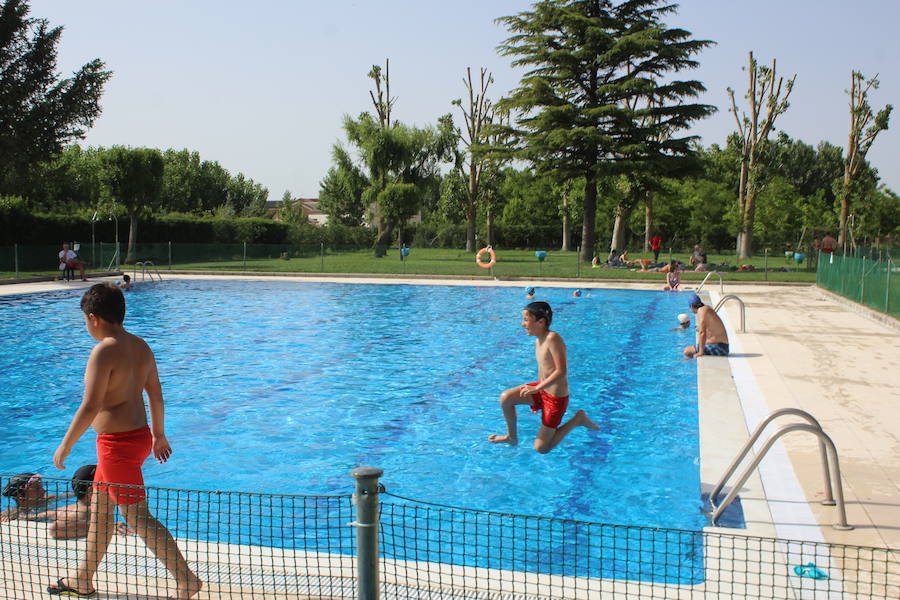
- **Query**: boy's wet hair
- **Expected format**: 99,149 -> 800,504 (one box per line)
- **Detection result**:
71,465 -> 96,502
81,283 -> 126,324
123,274 -> 131,282
525,301 -> 552,326
2,472 -> 36,500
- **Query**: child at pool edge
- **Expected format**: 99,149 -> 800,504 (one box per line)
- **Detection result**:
49,283 -> 202,600
488,301 -> 600,453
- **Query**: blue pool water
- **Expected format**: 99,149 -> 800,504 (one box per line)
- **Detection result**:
0,280 -> 704,581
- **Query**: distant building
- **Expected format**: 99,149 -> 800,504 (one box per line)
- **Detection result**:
271,197 -> 328,225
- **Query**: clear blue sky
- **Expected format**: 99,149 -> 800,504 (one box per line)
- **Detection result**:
30,0 -> 899,199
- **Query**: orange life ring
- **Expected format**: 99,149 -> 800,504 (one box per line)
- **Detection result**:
475,246 -> 496,268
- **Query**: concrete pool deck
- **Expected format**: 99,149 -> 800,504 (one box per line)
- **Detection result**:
1,275 -> 897,556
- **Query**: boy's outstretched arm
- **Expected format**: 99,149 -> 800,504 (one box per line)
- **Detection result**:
54,344 -> 111,469
144,349 -> 172,464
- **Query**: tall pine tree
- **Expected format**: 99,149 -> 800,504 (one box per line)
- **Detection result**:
0,0 -> 111,196
496,0 -> 714,260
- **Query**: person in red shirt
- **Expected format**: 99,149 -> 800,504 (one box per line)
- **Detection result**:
649,234 -> 663,262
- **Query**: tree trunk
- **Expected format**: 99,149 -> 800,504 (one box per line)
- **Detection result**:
466,203 -> 477,253
735,153 -> 750,258
126,213 -> 138,264
374,224 -> 394,257
610,203 -> 633,253
580,172 -> 597,263
838,172 -> 851,251
738,189 -> 757,259
561,186 -> 571,251
643,197 -> 652,253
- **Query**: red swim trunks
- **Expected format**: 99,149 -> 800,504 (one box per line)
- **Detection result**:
94,426 -> 152,505
526,382 -> 569,429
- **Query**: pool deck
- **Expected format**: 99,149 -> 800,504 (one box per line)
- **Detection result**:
1,273 -> 897,599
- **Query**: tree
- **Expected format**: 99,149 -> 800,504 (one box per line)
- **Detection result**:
318,146 -> 368,226
98,147 -> 164,263
452,67 -> 497,252
0,0 -> 111,194
839,71 -> 892,250
727,51 -> 796,258
496,0 -> 714,261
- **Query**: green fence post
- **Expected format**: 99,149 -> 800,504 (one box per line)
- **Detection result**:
576,245 -> 581,278
764,249 -> 768,281
14,244 -> 18,279
320,242 -> 325,273
886,258 -> 892,315
168,241 -> 172,270
242,242 -> 247,271
351,466 -> 383,600
860,255 -> 865,304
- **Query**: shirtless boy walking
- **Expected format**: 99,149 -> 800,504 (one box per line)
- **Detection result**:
50,283 -> 201,599
488,301 -> 599,453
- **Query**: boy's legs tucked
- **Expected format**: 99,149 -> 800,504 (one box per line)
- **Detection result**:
488,385 -> 535,445
120,501 -> 202,600
533,410 -> 600,454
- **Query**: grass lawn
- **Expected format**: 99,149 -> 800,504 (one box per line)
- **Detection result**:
0,248 -> 817,283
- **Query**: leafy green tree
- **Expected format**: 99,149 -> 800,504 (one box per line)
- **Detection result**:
98,147 -> 164,262
840,70 -> 892,249
0,0 -> 111,194
318,146 -> 368,226
495,0 -> 714,261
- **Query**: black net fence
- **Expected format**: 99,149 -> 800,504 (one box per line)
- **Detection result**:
2,475 -> 897,599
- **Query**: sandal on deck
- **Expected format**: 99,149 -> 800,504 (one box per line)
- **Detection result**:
47,578 -> 97,598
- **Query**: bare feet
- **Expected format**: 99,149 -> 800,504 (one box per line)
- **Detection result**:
574,409 -> 600,431
174,575 -> 203,600
488,433 -> 518,445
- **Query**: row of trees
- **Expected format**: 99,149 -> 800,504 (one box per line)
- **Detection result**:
318,0 -> 894,257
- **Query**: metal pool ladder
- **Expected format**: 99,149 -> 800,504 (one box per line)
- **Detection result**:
134,260 -> 162,282
694,271 -> 723,294
709,408 -> 853,530
714,294 -> 747,332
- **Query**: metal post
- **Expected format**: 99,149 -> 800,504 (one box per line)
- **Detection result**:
576,245 -> 580,278
764,249 -> 768,281
14,243 -> 18,279
886,258 -> 891,314
860,255 -> 865,304
320,242 -> 325,272
168,241 -> 172,271
351,467 -> 383,600
242,241 -> 247,271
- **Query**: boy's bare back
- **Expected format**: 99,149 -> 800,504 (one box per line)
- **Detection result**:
86,330 -> 158,435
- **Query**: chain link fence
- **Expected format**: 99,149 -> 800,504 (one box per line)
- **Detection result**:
816,252 -> 899,317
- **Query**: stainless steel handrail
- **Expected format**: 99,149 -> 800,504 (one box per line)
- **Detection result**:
134,260 -> 162,282
709,411 -> 853,530
714,294 -> 746,332
694,271 -> 723,295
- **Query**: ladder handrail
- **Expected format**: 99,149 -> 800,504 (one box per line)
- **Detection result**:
134,260 -> 162,282
709,408 -> 832,508
714,294 -> 746,332
710,422 -> 852,530
694,271 -> 723,295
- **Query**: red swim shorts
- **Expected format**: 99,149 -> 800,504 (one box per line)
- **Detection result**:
526,382 -> 569,429
94,426 -> 152,505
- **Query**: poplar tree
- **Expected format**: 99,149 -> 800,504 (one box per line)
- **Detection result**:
839,71 -> 892,250
495,0 -> 713,261
0,0 -> 111,195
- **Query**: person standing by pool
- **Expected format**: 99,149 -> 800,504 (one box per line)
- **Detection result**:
49,283 -> 202,600
821,232 -> 836,254
682,293 -> 729,358
488,301 -> 600,453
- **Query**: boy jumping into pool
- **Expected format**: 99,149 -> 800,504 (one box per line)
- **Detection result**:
49,283 -> 202,599
488,301 -> 599,453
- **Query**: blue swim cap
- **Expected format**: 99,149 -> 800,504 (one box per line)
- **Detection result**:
688,293 -> 703,307
525,287 -> 535,295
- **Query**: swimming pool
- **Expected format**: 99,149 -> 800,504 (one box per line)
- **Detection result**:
0,280 -> 704,580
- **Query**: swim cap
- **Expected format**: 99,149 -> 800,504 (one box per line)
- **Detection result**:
574,289 -> 582,297
525,287 -> 535,295
678,313 -> 690,323
688,293 -> 703,308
